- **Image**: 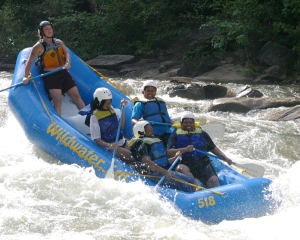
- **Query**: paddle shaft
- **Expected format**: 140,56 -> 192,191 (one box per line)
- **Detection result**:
156,156 -> 181,186
112,105 -> 124,158
193,148 -> 264,177
105,105 -> 125,178
0,67 -> 64,93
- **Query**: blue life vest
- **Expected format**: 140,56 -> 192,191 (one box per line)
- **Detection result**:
143,137 -> 169,168
94,108 -> 123,143
136,97 -> 171,123
176,128 -> 207,160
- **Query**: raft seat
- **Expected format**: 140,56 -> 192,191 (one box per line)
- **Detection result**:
61,95 -> 91,136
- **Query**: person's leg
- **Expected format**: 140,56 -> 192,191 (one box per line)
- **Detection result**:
196,163 -> 220,188
176,164 -> 194,179
67,86 -> 85,110
168,171 -> 194,192
49,89 -> 63,115
206,175 -> 220,188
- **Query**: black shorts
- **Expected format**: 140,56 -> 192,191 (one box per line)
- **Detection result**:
183,157 -> 217,183
42,69 -> 77,95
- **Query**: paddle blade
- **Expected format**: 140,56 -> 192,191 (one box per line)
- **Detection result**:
201,124 -> 225,138
233,162 -> 265,178
105,157 -> 115,179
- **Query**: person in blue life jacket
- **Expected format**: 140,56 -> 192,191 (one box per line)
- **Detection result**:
22,20 -> 85,115
90,87 -> 135,163
128,120 -> 195,192
131,80 -> 173,147
166,112 -> 233,188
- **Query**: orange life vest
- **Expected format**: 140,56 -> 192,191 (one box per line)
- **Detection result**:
38,38 -> 66,68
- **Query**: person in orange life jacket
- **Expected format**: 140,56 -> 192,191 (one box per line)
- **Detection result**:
128,121 -> 194,192
90,87 -> 135,163
22,20 -> 85,115
131,80 -> 173,147
166,112 -> 233,188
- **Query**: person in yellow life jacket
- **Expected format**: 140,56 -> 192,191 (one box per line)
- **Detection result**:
22,20 -> 85,115
166,112 -> 233,188
128,121 -> 195,192
90,87 -> 135,163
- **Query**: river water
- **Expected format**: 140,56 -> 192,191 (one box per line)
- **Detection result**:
0,70 -> 299,240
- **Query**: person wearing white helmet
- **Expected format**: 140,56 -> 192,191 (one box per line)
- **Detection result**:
131,80 -> 173,147
128,121 -> 195,192
22,20 -> 85,115
166,111 -> 233,188
89,87 -> 135,163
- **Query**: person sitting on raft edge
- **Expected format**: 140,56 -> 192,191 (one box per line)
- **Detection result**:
166,111 -> 233,188
81,87 -> 135,164
131,80 -> 173,147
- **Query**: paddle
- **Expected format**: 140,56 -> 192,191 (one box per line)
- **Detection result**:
105,105 -> 125,179
193,148 -> 265,178
155,156 -> 181,187
0,67 -> 64,93
147,121 -> 225,138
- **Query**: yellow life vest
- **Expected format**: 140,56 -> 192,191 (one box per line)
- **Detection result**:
93,108 -> 115,120
176,127 -> 203,135
171,122 -> 201,129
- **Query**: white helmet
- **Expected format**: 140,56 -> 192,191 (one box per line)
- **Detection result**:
142,80 -> 157,90
93,88 -> 112,102
133,121 -> 150,138
180,111 -> 195,122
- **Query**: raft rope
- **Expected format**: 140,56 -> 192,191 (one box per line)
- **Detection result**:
31,77 -> 61,144
84,60 -> 122,90
84,60 -> 139,103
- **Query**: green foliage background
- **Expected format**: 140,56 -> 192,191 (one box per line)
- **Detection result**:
1,0 -> 300,71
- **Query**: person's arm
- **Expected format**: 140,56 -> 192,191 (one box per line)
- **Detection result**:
141,156 -> 173,179
57,39 -> 71,69
131,140 -> 173,179
210,147 -> 233,165
166,131 -> 193,157
22,42 -> 44,84
131,102 -> 144,125
201,130 -> 232,165
168,151 -> 182,163
167,145 -> 193,157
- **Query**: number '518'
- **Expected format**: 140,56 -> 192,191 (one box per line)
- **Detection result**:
198,196 -> 216,208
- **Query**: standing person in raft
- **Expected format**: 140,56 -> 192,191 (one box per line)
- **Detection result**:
166,112 -> 233,188
131,80 -> 173,147
22,20 -> 85,115
90,87 -> 135,163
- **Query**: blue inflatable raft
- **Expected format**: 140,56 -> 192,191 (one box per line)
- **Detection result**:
8,48 -> 280,224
